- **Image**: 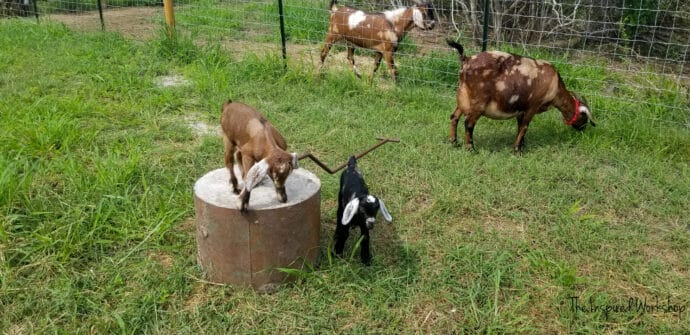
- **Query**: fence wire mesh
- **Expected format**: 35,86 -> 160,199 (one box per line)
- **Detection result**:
3,0 -> 689,126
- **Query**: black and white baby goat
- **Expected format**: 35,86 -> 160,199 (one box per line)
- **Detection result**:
334,156 -> 392,265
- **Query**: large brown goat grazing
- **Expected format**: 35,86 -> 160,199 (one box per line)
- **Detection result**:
320,0 -> 436,81
447,40 -> 595,153
220,100 -> 298,212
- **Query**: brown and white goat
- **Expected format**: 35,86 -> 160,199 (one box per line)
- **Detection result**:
320,0 -> 436,81
446,40 -> 595,153
220,100 -> 298,212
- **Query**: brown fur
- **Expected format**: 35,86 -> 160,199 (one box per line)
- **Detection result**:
447,40 -> 593,153
320,1 -> 435,81
220,100 -> 297,212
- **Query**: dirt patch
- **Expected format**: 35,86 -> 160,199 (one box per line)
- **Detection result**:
47,6 -> 162,40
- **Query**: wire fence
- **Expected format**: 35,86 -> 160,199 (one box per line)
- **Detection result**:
3,0 -> 689,126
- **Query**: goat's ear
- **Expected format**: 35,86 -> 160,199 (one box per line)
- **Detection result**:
342,198 -> 360,225
244,159 -> 269,192
291,152 -> 299,169
378,198 -> 393,222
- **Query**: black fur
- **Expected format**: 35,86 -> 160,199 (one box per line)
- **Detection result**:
334,156 -> 390,265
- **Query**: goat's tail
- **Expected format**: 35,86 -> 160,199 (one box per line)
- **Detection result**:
446,39 -> 467,62
347,155 -> 357,170
329,0 -> 337,11
222,99 -> 233,110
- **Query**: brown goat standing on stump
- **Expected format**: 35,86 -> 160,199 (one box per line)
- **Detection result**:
446,40 -> 596,153
320,0 -> 436,81
220,100 -> 298,212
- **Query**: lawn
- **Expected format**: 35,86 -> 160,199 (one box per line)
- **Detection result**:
0,18 -> 688,334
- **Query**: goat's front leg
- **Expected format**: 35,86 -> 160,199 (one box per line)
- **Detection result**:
359,225 -> 372,265
382,50 -> 397,81
513,112 -> 535,154
223,136 -> 240,194
320,34 -> 335,66
237,154 -> 256,212
346,47 -> 362,78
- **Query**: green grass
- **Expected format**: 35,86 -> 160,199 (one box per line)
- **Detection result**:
1,19 -> 689,334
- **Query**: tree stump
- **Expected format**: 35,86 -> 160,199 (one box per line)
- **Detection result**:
194,167 -> 321,292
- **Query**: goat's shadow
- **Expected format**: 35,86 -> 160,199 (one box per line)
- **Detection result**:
448,121 -> 587,153
318,208 -> 421,282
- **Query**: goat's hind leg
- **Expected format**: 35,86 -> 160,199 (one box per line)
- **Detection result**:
464,112 -> 480,152
333,223 -> 349,257
449,106 -> 462,145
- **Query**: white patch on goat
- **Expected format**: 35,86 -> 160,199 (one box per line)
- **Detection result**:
509,95 -> 520,104
482,69 -> 492,77
485,101 -> 518,119
495,81 -> 506,92
527,78 -> 532,86
332,25 -> 339,33
488,51 -> 511,59
515,58 -> 539,79
579,105 -> 590,115
348,11 -> 366,30
384,8 -> 407,24
246,118 -> 264,137
367,195 -> 376,203
378,31 -> 398,43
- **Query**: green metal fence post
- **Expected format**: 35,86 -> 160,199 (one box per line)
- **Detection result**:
96,0 -> 105,31
278,0 -> 287,70
482,0 -> 490,51
32,0 -> 39,22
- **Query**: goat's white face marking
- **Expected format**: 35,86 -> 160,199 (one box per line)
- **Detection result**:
384,8 -> 406,24
495,81 -> 506,92
527,78 -> 532,86
246,118 -> 264,137
579,105 -> 590,115
509,95 -> 520,104
348,11 -> 366,30
366,195 -> 376,203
